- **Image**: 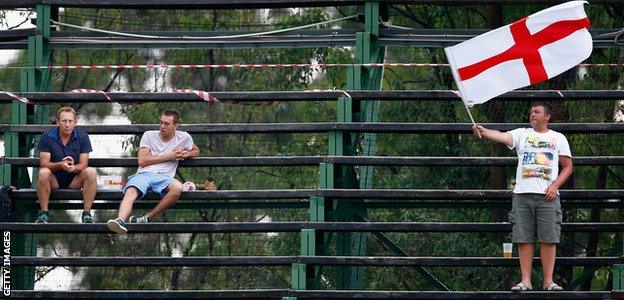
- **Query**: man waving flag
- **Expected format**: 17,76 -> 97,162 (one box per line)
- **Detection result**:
445,1 -> 592,106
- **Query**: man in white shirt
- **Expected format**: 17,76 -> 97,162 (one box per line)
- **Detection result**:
473,101 -> 573,292
107,109 -> 199,234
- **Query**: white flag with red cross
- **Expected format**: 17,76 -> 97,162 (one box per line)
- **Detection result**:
445,1 -> 592,106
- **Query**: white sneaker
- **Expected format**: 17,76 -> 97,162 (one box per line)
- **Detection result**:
129,215 -> 150,223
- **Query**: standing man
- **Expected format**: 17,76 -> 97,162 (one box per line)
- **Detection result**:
107,109 -> 199,234
36,107 -> 97,223
473,101 -> 573,292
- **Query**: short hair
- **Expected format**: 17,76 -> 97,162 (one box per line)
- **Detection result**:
56,107 -> 77,120
161,109 -> 180,124
531,101 -> 553,116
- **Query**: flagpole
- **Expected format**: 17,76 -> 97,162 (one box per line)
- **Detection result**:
463,103 -> 477,125
462,102 -> 481,139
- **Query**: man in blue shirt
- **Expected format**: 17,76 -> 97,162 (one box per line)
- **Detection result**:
36,107 -> 97,223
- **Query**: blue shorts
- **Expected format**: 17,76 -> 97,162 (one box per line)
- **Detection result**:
124,172 -> 174,199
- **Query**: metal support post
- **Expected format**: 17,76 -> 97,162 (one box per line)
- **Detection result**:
14,3 -> 54,291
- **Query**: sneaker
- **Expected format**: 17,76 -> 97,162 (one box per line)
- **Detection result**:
35,211 -> 49,223
106,218 -> 128,234
81,211 -> 94,223
129,215 -> 150,223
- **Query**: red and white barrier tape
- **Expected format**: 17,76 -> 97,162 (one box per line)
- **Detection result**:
173,88 -> 281,106
305,89 -> 352,99
3,62 -> 619,71
0,91 -> 32,104
172,89 -> 219,103
70,88 -> 112,101
35,63 -> 448,70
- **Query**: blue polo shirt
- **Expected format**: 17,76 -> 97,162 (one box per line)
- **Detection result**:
37,127 -> 93,187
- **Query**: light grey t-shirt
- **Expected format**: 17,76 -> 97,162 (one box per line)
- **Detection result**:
136,130 -> 194,177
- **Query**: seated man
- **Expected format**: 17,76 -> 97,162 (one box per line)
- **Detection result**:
36,107 -> 97,223
107,109 -> 199,234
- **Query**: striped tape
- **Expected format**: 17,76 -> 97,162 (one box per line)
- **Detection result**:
70,88 -> 112,101
1,91 -> 32,104
172,89 -> 219,103
8,63 -> 620,70
173,89 -> 280,106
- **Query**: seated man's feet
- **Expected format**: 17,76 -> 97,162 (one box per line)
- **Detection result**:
35,210 -> 49,223
543,282 -> 563,291
81,211 -> 94,223
511,282 -> 532,292
129,215 -> 150,223
106,218 -> 127,234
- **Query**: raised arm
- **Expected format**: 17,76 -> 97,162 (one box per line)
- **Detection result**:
473,124 -> 513,147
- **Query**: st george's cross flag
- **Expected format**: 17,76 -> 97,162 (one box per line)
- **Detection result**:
445,1 -> 592,106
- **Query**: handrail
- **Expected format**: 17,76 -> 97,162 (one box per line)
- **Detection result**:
9,189 -> 624,200
2,123 -> 624,134
1,90 -> 623,103
2,222 -> 622,233
3,156 -> 624,167
11,255 -> 623,267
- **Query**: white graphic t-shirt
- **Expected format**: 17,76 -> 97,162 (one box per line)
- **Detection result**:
137,130 -> 194,177
507,128 -> 572,194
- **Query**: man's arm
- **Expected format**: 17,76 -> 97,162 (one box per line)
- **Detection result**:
182,143 -> 200,159
544,155 -> 573,202
137,147 -> 179,168
72,153 -> 90,173
39,152 -> 73,172
473,124 -> 513,147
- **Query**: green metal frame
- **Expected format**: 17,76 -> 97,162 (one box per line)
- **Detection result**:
617,232 -> 624,290
615,265 -> 623,290
11,4 -> 54,291
294,2 -> 387,290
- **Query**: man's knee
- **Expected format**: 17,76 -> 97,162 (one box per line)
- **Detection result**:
81,167 -> 97,179
38,168 -> 53,182
124,186 -> 140,198
167,181 -> 183,197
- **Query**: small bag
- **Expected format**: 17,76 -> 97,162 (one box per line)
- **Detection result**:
0,185 -> 15,222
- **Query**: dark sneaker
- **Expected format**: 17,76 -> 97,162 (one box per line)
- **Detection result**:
129,215 -> 150,223
82,211 -> 94,223
106,218 -> 128,234
35,211 -> 49,223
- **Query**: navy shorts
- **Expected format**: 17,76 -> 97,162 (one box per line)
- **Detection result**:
54,173 -> 76,189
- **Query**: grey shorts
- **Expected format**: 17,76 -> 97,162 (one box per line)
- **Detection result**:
508,193 -> 562,244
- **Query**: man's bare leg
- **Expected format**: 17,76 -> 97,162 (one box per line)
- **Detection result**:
518,243 -> 534,289
68,167 -> 97,211
117,187 -> 141,221
541,243 -> 557,288
146,180 -> 182,219
36,167 -> 59,212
